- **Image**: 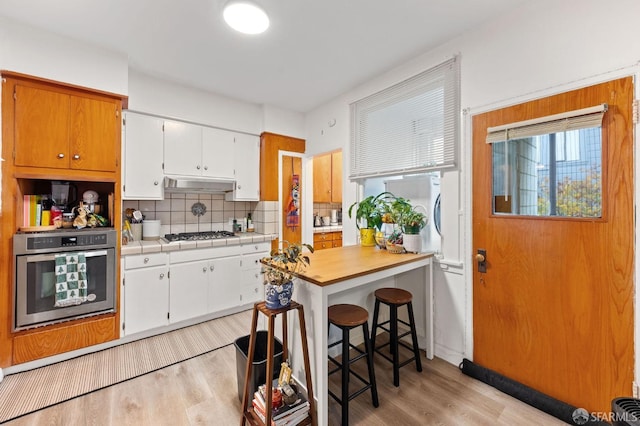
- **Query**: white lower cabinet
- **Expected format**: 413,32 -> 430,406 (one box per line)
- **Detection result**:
240,252 -> 265,305
123,241 -> 271,333
168,259 -> 212,324
123,253 -> 169,336
207,255 -> 243,313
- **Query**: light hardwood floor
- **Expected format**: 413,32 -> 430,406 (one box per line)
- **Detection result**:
5,343 -> 564,426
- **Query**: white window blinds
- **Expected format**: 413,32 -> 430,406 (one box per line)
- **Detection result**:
349,56 -> 460,180
486,104 -> 607,143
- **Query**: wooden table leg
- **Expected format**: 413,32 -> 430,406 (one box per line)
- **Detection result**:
297,304 -> 317,426
240,304 -> 260,426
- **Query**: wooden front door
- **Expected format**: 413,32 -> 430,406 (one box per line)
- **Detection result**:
472,77 -> 634,413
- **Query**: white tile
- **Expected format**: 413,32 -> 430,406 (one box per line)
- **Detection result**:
170,192 -> 185,199
185,211 -> 198,224
157,212 -> 171,225
155,199 -> 171,212
123,200 -> 139,210
211,200 -> 224,211
170,224 -> 186,234
210,211 -> 224,222
199,222 -> 212,232
171,198 -> 186,212
196,240 -> 212,248
186,192 -> 199,200
185,223 -> 198,232
138,200 -> 156,213
172,211 -> 186,224
141,241 -> 161,253
264,210 -> 276,222
211,239 -> 226,248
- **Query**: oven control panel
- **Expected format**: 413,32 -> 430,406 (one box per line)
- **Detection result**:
15,229 -> 117,254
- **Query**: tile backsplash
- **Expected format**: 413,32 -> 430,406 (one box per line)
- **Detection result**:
313,202 -> 343,222
123,193 -> 279,236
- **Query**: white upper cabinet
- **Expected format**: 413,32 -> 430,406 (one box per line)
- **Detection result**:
122,112 -> 165,200
227,133 -> 260,201
202,127 -> 235,179
163,120 -> 203,176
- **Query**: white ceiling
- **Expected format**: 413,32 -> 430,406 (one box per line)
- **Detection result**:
0,0 -> 525,113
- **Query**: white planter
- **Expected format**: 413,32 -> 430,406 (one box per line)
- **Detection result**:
402,233 -> 422,253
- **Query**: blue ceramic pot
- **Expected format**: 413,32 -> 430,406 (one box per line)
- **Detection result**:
265,281 -> 294,309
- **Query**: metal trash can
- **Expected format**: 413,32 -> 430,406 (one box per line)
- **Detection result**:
235,331 -> 284,402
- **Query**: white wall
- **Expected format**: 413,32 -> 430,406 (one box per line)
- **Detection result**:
127,69 -> 262,135
261,105 -> 305,139
304,0 -> 640,365
0,16 -> 128,95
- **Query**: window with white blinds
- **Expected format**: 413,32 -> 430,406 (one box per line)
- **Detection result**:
349,56 -> 460,180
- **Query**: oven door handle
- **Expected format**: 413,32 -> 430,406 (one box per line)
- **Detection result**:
22,250 -> 109,263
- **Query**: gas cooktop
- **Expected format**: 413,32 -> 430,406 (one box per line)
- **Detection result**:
163,231 -> 237,242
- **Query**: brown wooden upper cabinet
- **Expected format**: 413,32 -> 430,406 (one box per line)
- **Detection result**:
13,82 -> 120,172
313,150 -> 342,203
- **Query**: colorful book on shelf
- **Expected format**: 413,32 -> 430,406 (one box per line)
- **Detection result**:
252,401 -> 309,426
23,195 -> 31,227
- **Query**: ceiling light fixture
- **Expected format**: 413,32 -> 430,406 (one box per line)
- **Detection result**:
223,1 -> 270,35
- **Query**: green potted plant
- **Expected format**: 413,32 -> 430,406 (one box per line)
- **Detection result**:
261,241 -> 314,309
392,202 -> 427,253
348,192 -> 395,246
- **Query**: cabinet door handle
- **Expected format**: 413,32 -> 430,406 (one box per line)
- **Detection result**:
197,165 -> 201,170
237,185 -> 242,189
210,265 -> 214,271
204,165 -> 208,171
144,257 -> 150,264
202,267 -> 207,273
159,273 -> 165,279
153,180 -> 159,186
57,153 -> 65,159
73,154 -> 80,160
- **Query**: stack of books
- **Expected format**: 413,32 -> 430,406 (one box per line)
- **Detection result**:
252,384 -> 310,426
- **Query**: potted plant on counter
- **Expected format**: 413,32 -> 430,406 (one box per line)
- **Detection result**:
348,192 -> 395,247
393,204 -> 427,253
261,241 -> 314,309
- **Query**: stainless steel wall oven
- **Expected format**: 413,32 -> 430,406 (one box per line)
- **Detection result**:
13,229 -> 117,331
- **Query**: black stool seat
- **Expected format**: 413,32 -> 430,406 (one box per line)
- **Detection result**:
371,287 -> 423,387
328,303 -> 378,425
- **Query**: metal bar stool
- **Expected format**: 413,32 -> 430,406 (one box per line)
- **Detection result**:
328,304 -> 379,425
370,288 -> 422,387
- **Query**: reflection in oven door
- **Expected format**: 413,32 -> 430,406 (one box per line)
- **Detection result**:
15,248 -> 115,330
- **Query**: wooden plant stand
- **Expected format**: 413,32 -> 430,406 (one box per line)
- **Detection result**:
240,301 -> 316,426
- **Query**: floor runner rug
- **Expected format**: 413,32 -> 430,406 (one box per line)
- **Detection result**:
0,310 -> 252,423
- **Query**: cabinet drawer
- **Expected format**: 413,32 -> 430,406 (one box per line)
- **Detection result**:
243,253 -> 266,270
313,232 -> 332,243
314,242 -> 333,251
125,252 -> 168,269
242,242 -> 271,253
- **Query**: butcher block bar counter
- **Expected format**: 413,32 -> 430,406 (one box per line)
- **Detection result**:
293,245 -> 433,286
284,245 -> 434,426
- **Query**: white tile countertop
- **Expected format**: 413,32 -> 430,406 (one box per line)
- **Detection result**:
121,232 -> 276,255
313,225 -> 343,233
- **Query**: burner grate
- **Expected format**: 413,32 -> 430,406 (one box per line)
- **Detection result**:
163,231 -> 236,242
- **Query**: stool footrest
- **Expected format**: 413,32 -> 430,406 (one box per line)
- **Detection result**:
328,382 -> 374,405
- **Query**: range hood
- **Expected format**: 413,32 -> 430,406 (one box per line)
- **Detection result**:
164,176 -> 235,193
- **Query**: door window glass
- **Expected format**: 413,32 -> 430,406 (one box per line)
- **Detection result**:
492,127 -> 602,217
